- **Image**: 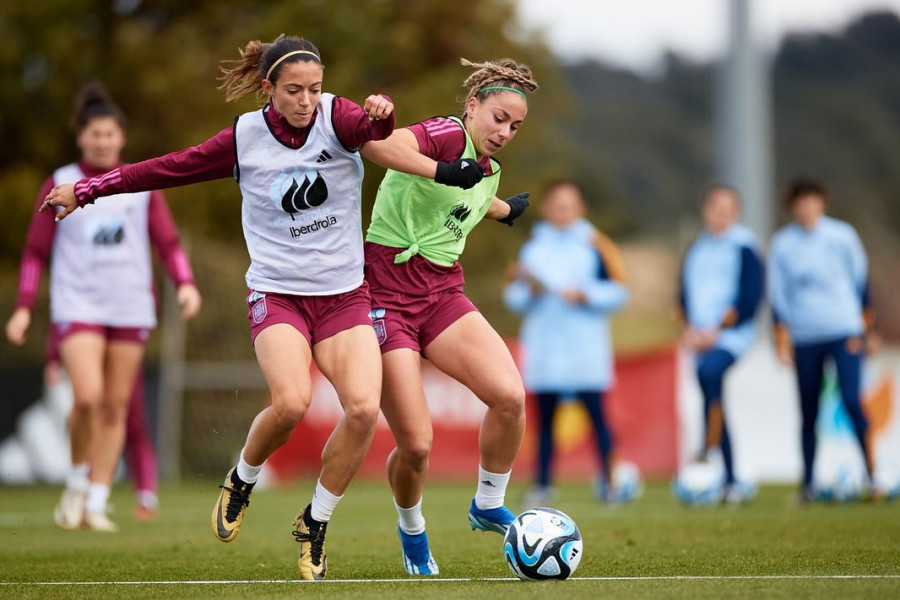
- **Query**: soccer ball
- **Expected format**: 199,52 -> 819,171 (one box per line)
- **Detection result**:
504,507 -> 583,581
816,463 -> 867,502
609,461 -> 644,503
672,460 -> 725,506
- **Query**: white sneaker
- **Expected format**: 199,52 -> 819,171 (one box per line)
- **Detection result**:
54,488 -> 85,530
83,511 -> 119,532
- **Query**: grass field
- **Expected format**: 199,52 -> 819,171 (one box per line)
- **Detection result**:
1,479 -> 898,599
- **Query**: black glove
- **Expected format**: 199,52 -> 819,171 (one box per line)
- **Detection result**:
434,158 -> 485,189
497,192 -> 530,226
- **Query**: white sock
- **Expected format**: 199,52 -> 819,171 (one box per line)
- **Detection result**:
66,463 -> 90,493
395,498 -> 426,535
474,466 -> 510,510
84,483 -> 111,515
309,479 -> 343,522
236,450 -> 264,484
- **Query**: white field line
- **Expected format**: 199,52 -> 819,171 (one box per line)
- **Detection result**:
1,575 -> 899,586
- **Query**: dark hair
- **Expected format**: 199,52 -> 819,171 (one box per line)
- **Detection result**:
784,176 -> 828,207
71,82 -> 126,133
219,35 -> 323,102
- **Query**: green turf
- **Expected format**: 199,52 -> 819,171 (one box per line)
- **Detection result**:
1,479 -> 898,599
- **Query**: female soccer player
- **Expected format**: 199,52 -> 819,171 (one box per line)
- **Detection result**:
5,82 -> 201,532
43,35 -> 476,580
359,58 -> 537,575
504,180 -> 629,506
679,185 -> 763,504
769,177 -> 876,503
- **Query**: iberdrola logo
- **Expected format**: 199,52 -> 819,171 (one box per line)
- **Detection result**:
270,169 -> 329,220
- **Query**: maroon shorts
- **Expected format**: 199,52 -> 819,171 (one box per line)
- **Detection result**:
246,281 -> 374,346
364,242 -> 479,354
52,322 -> 151,347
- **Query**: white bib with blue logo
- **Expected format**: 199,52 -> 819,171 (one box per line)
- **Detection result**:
50,163 -> 155,327
234,93 -> 365,295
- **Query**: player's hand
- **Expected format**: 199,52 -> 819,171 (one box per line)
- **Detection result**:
363,94 -> 393,121
497,192 -> 530,226
41,184 -> 78,222
434,158 -> 484,189
43,360 -> 63,387
681,327 -> 701,350
176,283 -> 202,320
561,288 -> 587,305
696,329 -> 719,351
5,307 -> 31,346
776,343 -> 793,366
865,331 -> 881,356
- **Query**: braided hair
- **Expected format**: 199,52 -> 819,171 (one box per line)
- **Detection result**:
460,58 -> 539,108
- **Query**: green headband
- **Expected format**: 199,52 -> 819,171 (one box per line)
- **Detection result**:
477,86 -> 527,100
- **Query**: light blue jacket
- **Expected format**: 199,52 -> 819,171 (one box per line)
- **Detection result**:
504,219 -> 628,392
680,224 -> 764,358
768,216 -> 868,344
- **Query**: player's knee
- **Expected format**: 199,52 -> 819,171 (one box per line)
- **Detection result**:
72,387 -> 103,411
343,396 -> 380,432
270,394 -> 309,429
399,437 -> 433,466
493,382 -> 526,417
97,401 -> 128,426
70,402 -> 96,427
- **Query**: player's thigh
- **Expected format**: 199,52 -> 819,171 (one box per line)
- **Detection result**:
425,312 -> 523,409
254,323 -> 314,412
60,331 -> 106,406
380,348 -> 432,451
313,324 -> 382,411
104,341 -> 145,408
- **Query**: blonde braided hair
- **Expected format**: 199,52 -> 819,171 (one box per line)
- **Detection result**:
460,58 -> 539,107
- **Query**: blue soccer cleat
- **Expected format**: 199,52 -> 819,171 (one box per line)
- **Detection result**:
398,527 -> 439,575
468,498 -> 515,534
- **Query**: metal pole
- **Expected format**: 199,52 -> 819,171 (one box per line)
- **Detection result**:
157,277 -> 186,481
716,0 -> 773,239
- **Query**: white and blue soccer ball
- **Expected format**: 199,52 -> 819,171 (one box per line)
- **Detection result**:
816,463 -> 867,503
504,507 -> 583,581
672,460 -> 726,506
609,461 -> 644,503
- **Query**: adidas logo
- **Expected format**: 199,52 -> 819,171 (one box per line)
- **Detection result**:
480,480 -> 496,488
460,161 -> 469,169
316,149 -> 333,163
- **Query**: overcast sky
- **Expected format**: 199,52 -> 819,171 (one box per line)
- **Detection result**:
515,0 -> 900,72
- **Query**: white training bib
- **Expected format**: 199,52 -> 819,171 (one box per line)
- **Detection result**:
234,94 -> 365,295
50,163 -> 156,328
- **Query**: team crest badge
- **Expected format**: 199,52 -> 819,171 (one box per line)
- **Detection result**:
370,308 -> 387,345
251,296 -> 268,324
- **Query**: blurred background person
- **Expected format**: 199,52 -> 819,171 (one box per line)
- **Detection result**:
5,82 -> 201,531
769,177 -> 877,504
678,184 -> 764,505
504,180 -> 629,505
